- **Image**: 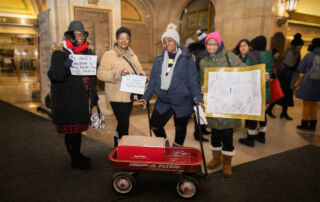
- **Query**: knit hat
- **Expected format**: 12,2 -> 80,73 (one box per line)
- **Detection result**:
64,20 -> 89,37
291,33 -> 304,46
308,38 -> 320,52
205,32 -> 222,48
197,29 -> 207,41
250,35 -> 267,51
161,23 -> 180,45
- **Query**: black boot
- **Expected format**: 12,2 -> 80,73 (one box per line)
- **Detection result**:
266,104 -> 276,118
255,132 -> 265,143
280,113 -> 293,120
201,125 -> 211,135
296,120 -> 309,131
193,132 -> 209,142
309,120 -> 317,131
75,134 -> 91,163
70,153 -> 92,170
239,135 -> 255,147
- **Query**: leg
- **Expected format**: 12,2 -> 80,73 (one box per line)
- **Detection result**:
221,128 -> 234,178
256,114 -> 267,143
281,105 -> 292,120
239,120 -> 257,147
309,101 -> 318,131
65,133 -> 91,169
193,114 -> 209,142
207,129 -> 223,169
150,108 -> 173,146
266,102 -> 276,118
173,114 -> 190,146
297,100 -> 311,131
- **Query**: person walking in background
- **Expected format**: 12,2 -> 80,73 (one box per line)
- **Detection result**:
199,32 -> 246,178
266,49 -> 281,118
140,23 -> 203,147
296,38 -> 320,131
239,36 -> 273,147
48,21 -> 98,170
97,27 -> 145,147
233,39 -> 250,62
277,33 -> 304,120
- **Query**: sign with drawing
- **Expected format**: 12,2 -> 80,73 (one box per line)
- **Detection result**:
204,64 -> 266,121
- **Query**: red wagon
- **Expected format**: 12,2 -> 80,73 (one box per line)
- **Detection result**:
108,146 -> 203,199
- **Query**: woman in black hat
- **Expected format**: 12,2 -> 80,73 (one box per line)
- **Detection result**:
48,20 -> 98,170
277,33 -> 304,120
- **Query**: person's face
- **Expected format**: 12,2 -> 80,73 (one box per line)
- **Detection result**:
239,41 -> 249,56
117,33 -> 130,50
163,37 -> 177,53
273,52 -> 280,60
74,31 -> 85,46
206,38 -> 219,56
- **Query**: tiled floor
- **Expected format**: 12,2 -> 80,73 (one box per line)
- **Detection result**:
1,80 -> 319,174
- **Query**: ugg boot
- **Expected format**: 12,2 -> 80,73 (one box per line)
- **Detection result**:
255,132 -> 265,143
296,120 -> 309,131
239,135 -> 255,147
222,154 -> 232,178
309,120 -> 317,131
207,150 -> 221,169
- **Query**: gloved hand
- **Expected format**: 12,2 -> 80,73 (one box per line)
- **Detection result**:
64,58 -> 73,69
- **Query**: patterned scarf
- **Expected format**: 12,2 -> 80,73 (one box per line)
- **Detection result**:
65,39 -> 88,53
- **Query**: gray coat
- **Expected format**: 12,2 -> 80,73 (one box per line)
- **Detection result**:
296,47 -> 320,101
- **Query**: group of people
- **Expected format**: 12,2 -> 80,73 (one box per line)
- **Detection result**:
48,21 -> 319,178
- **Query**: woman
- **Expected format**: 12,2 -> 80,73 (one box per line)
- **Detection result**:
239,36 -> 273,147
140,23 -> 203,147
296,38 -> 320,131
48,21 -> 98,170
97,27 -> 145,147
199,32 -> 246,178
233,39 -> 250,62
277,33 -> 304,120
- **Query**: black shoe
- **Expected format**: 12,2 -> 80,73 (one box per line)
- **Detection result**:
254,132 -> 265,144
71,154 -> 92,170
297,120 -> 310,131
80,153 -> 91,163
201,125 -> 211,135
309,120 -> 317,131
266,111 -> 276,118
239,136 -> 255,147
280,113 -> 293,120
194,135 -> 209,142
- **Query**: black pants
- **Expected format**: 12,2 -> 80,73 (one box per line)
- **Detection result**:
245,113 -> 267,130
110,102 -> 133,139
150,108 -> 190,146
65,133 -> 81,155
211,128 -> 234,152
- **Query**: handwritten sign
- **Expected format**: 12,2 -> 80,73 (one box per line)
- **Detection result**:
69,55 -> 97,76
204,64 -> 266,121
120,75 -> 146,95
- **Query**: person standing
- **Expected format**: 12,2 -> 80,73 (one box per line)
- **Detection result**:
277,33 -> 304,120
48,21 -> 98,170
199,32 -> 246,177
296,38 -> 320,131
97,27 -> 145,147
233,39 -> 250,62
140,23 -> 203,147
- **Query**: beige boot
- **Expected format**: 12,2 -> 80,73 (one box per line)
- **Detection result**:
207,150 -> 221,169
222,154 -> 232,178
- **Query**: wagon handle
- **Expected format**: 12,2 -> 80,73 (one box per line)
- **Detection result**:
147,100 -> 152,137
194,99 -> 208,178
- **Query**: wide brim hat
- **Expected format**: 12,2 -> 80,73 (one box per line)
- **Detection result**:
64,20 -> 89,37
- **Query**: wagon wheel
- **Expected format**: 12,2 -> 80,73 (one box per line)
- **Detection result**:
176,176 -> 198,199
112,172 -> 135,195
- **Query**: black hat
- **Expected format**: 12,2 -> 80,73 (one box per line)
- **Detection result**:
64,20 -> 89,37
250,35 -> 267,51
291,33 -> 304,46
308,38 -> 320,52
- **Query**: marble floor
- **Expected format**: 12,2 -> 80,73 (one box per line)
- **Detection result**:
1,80 -> 319,174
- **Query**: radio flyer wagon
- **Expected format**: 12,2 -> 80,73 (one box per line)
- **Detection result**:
109,146 -> 203,198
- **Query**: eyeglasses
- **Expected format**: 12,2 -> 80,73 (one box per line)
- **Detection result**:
74,32 -> 85,38
118,37 -> 129,41
206,43 -> 219,47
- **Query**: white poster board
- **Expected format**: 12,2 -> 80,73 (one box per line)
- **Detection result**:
69,54 -> 97,76
204,64 -> 266,121
120,75 -> 146,95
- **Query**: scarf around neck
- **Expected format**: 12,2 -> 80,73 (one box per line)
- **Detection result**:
65,39 -> 88,54
161,48 -> 182,90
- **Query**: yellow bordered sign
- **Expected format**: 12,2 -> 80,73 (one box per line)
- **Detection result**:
204,64 -> 266,121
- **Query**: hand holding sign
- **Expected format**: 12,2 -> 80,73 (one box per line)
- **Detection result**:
69,54 -> 97,76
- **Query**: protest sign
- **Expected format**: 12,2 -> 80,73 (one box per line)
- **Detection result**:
69,54 -> 97,76
120,75 -> 146,95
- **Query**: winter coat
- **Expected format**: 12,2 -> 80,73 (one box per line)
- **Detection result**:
199,48 -> 245,130
277,47 -> 301,106
97,44 -> 145,103
244,50 -> 274,103
48,44 -> 98,125
296,47 -> 320,101
143,46 -> 203,118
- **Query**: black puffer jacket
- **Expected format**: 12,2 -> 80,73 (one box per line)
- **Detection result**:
48,46 -> 98,125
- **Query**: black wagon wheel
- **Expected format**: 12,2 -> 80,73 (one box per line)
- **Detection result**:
176,176 -> 198,199
112,172 -> 135,195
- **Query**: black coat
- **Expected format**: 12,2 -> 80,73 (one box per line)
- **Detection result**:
48,48 -> 98,125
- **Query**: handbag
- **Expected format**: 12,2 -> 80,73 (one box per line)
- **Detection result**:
90,105 -> 105,129
268,77 -> 284,104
